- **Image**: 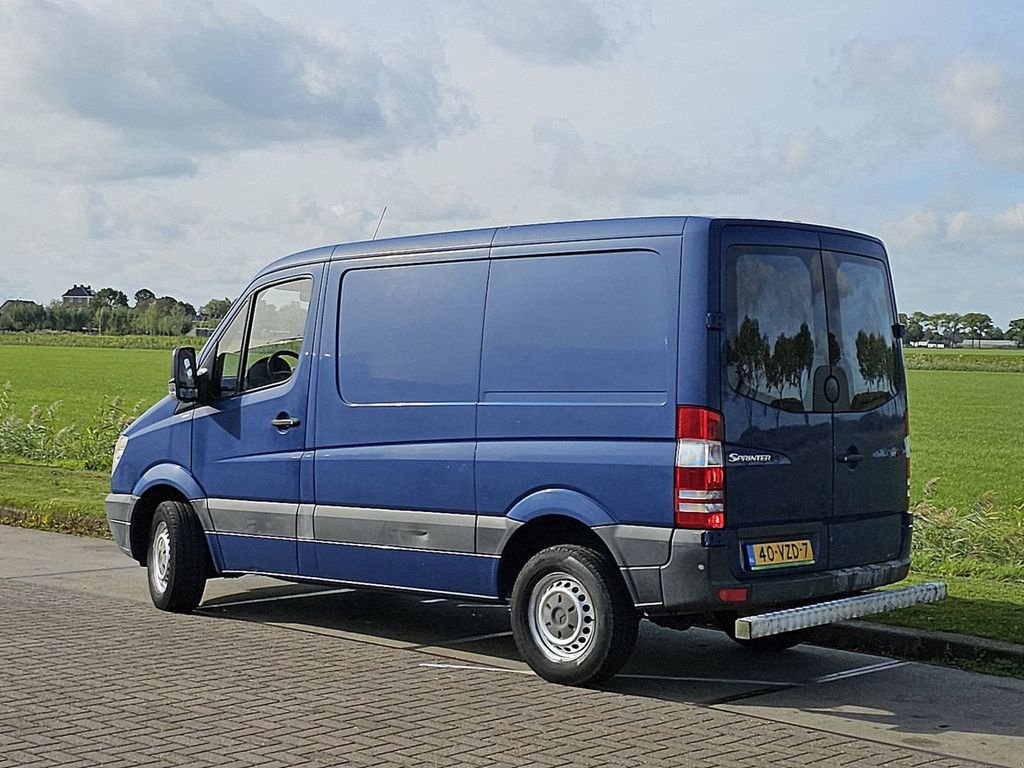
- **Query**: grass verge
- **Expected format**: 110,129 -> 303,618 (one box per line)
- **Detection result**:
869,573 -> 1024,646
0,461 -> 110,537
0,332 -> 196,349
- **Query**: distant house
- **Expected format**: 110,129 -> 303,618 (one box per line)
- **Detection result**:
0,299 -> 40,314
62,285 -> 96,306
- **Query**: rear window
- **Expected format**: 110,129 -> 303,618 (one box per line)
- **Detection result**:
726,245 -> 900,413
826,251 -> 899,412
726,247 -> 830,412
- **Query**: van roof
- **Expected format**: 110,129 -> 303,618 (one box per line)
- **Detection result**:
256,216 -> 882,278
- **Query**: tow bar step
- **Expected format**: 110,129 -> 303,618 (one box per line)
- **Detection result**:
735,582 -> 947,640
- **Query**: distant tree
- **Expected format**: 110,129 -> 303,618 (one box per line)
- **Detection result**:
961,313 -> 995,347
45,301 -> 92,331
904,311 -> 928,344
0,301 -> 46,331
92,287 -> 129,309
1007,318 -> 1024,349
930,312 -> 961,344
134,288 -> 156,306
94,305 -> 134,335
132,295 -> 195,335
200,298 -> 232,319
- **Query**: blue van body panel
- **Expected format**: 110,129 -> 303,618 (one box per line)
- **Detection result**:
312,542 -> 499,598
112,397 -> 192,496
311,255 -> 487,516
255,245 -> 336,281
477,441 -> 675,527
131,463 -> 205,501
678,217 -> 712,407
492,216 -> 686,247
330,228 -> 497,261
214,534 -> 296,575
503,488 -> 616,527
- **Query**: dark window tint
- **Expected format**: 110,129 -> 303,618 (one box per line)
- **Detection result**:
726,247 -> 830,412
826,252 -> 899,411
338,260 -> 488,404
481,251 -> 669,395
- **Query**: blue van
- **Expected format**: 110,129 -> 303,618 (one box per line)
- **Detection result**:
106,217 -> 943,685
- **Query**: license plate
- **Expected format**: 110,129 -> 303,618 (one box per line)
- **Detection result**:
746,539 -> 815,570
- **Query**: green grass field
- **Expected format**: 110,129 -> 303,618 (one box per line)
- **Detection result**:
0,345 -> 169,427
908,369 -> 1024,510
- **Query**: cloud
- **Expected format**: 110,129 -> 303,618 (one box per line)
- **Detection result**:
463,0 -> 643,66
837,39 -> 1024,169
882,203 -> 1024,248
0,0 -> 475,180
938,55 -> 1024,169
57,186 -> 121,239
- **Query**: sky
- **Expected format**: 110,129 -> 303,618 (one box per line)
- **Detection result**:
0,0 -> 1022,326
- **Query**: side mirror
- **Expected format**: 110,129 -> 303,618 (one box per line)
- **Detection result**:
170,347 -> 199,402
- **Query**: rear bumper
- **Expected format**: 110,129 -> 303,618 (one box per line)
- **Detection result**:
644,528 -> 911,613
734,582 -> 946,639
104,493 -> 135,556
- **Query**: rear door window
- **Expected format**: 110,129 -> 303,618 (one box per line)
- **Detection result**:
824,252 -> 899,412
725,247 -> 830,412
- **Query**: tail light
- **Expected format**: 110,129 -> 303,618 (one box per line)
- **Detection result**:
675,406 -> 726,529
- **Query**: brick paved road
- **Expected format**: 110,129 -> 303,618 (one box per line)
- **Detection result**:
0,578 -> 987,768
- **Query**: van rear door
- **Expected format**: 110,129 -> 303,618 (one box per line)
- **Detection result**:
821,234 -> 907,567
719,225 -> 835,532
718,223 -> 908,574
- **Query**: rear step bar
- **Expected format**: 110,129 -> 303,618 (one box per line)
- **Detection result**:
735,582 -> 947,640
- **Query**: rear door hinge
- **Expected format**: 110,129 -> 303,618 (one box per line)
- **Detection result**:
706,312 -> 723,330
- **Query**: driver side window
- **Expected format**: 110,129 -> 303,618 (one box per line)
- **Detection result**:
211,277 -> 312,397
241,278 -> 313,392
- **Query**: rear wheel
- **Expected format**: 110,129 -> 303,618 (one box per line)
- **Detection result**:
147,500 -> 209,613
510,545 -> 638,685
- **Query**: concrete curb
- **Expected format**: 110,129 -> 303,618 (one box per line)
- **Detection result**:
811,619 -> 1024,670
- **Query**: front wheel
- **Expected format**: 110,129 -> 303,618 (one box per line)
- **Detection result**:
148,500 -> 209,613
510,545 -> 638,685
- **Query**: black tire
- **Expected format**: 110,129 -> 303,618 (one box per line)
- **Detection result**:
510,545 -> 638,686
716,612 -> 810,651
147,500 -> 209,613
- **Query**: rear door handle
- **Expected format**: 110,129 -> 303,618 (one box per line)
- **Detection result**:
271,415 -> 301,429
837,452 -> 865,464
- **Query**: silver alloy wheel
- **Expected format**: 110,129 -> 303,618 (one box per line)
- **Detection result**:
527,571 -> 596,663
149,520 -> 171,595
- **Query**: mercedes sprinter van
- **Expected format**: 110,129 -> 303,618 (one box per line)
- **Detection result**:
106,217 -> 943,685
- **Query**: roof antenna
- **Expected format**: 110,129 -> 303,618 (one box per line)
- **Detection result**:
372,205 -> 388,240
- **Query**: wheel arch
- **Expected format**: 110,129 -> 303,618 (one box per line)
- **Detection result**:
497,514 -> 630,601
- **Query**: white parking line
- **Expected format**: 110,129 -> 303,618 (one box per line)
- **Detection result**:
619,674 -> 794,687
813,660 -> 907,684
204,588 -> 354,609
420,662 -> 533,675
